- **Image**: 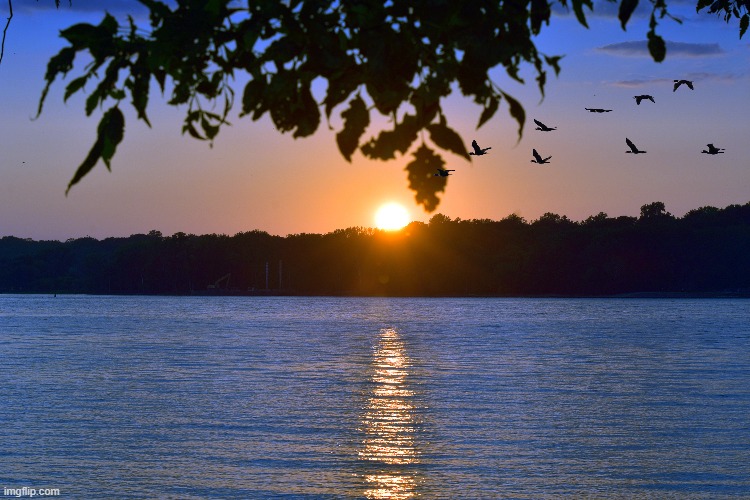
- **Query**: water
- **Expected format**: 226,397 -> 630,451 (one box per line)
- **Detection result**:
1,295 -> 749,499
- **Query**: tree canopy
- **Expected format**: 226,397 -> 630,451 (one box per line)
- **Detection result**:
26,0 -> 750,209
3,201 -> 750,296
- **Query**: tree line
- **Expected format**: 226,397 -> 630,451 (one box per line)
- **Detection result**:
2,201 -> 750,296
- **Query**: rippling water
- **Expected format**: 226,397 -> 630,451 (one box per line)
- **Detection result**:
1,295 -> 749,498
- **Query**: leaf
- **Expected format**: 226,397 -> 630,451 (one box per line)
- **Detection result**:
36,47 -> 77,118
361,114 -> 419,161
571,0 -> 592,28
477,96 -> 499,129
696,0 -> 713,11
336,96 -> 369,162
618,0 -> 639,30
426,123 -> 470,160
65,107 -> 125,195
647,28 -> 666,62
292,85 -> 320,138
501,91 -> 526,143
240,77 -> 267,119
99,106 -> 125,170
741,14 -> 749,39
66,141 -> 104,196
530,0 -> 551,34
404,144 -> 446,213
64,76 -> 88,102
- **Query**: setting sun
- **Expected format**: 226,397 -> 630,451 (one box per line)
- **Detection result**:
374,202 -> 411,231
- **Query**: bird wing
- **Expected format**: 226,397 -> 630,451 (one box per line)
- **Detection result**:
686,81 -> 694,90
626,138 -> 636,152
532,149 -> 541,162
534,119 -> 545,128
471,140 -> 480,154
648,96 -> 655,102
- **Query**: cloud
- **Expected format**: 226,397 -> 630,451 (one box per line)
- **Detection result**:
597,40 -> 725,57
610,72 -> 742,88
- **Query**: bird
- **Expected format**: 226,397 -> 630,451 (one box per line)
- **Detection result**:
625,138 -> 647,154
534,119 -> 557,131
585,108 -> 612,113
673,79 -> 694,91
469,140 -> 491,156
531,149 -> 551,164
702,143 -> 725,155
434,168 -> 455,177
634,94 -> 655,105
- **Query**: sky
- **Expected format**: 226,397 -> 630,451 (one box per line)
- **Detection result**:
1,0 -> 748,240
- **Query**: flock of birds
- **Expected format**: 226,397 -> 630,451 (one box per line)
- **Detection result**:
434,79 -> 725,178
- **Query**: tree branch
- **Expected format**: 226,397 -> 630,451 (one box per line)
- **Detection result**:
1,0 -> 12,66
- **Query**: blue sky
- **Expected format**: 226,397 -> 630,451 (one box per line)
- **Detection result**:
1,0 -> 748,240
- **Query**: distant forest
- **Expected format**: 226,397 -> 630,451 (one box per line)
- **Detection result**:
2,201 -> 750,297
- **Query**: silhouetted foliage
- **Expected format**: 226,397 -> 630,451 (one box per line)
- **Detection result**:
3,202 -> 750,297
29,0 -> 747,210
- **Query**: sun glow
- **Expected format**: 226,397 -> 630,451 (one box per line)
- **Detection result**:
374,203 -> 411,231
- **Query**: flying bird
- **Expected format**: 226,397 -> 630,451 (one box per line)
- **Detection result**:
531,149 -> 552,164
434,168 -> 455,177
633,95 -> 655,105
702,143 -> 725,155
673,79 -> 694,91
585,108 -> 612,113
534,119 -> 557,131
469,140 -> 491,156
625,138 -> 647,154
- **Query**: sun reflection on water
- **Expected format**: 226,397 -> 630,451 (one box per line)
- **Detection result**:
358,327 -> 422,499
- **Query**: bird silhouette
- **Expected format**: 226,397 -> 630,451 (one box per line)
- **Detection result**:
634,94 -> 655,105
673,79 -> 694,91
585,107 -> 612,113
702,143 -> 725,155
469,140 -> 491,156
625,138 -> 647,154
531,149 -> 552,164
534,119 -> 557,131
434,168 -> 455,177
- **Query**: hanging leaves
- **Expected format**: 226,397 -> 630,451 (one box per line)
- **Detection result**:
618,0 -> 640,30
35,0 -> 740,207
405,145 -> 448,213
336,96 -> 370,162
426,119 -> 470,160
66,106 -> 124,195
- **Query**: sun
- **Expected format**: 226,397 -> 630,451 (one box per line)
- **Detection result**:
374,202 -> 411,231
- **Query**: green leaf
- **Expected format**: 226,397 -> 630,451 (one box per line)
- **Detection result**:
740,14 -> 749,39
336,96 -> 369,162
572,0 -> 593,28
66,106 -> 123,194
404,144 -> 446,213
530,0 -> 551,34
64,76 -> 88,102
59,23 -> 100,49
477,96 -> 499,129
618,0 -> 640,30
426,123 -> 470,160
501,91 -> 526,142
240,77 -> 267,119
99,106 -> 125,170
36,47 -> 77,118
647,28 -> 666,62
292,86 -> 321,138
66,140 -> 104,196
361,114 -> 419,161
